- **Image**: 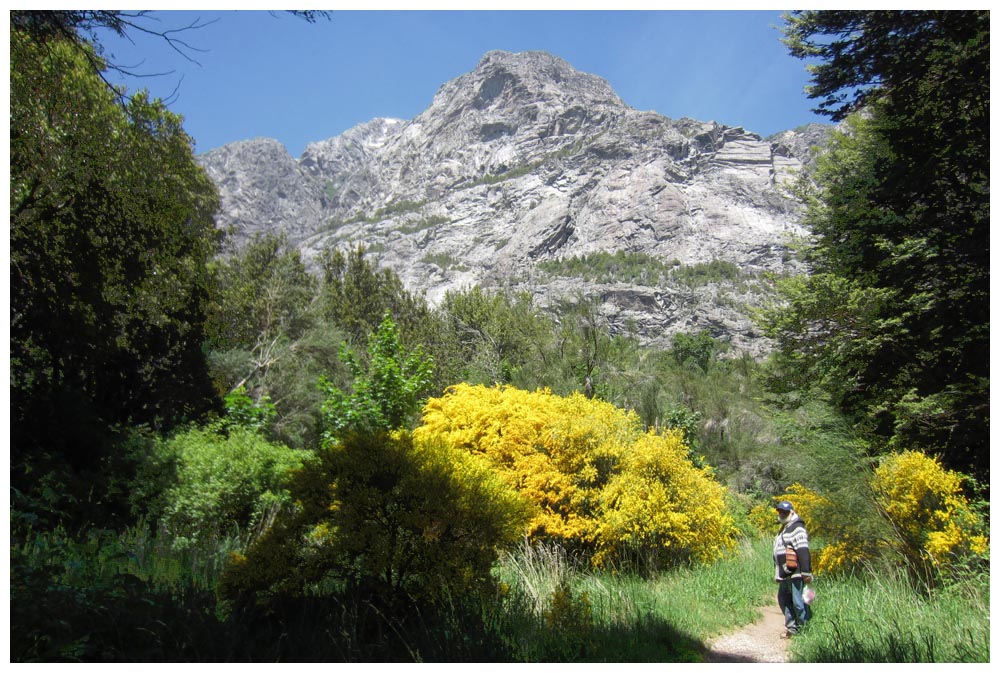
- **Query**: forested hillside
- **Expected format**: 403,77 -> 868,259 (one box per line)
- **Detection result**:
9,10 -> 989,663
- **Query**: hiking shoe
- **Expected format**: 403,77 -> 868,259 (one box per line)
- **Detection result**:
781,630 -> 797,639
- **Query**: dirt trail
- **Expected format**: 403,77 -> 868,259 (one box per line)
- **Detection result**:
703,601 -> 790,663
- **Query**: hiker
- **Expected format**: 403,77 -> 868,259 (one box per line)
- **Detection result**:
773,500 -> 812,637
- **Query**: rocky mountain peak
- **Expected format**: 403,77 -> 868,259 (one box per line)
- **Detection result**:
301,118 -> 406,171
198,50 -> 833,355
464,50 -> 626,112
367,49 -> 630,205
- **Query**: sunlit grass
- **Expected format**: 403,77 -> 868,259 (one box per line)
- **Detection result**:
788,562 -> 990,662
489,535 -> 775,661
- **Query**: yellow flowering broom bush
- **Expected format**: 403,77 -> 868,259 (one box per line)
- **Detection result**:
769,453 -> 988,577
414,383 -> 737,568
871,451 -> 988,567
596,429 -> 735,566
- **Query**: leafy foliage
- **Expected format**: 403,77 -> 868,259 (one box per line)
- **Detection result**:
221,316 -> 524,605
10,26 -> 221,479
595,429 -> 736,568
670,329 -> 721,373
439,287 -> 554,387
414,384 -> 737,568
205,234 -> 342,449
318,243 -> 438,348
206,233 -> 316,354
536,253 -> 746,289
670,259 -> 743,288
550,295 -> 629,401
781,10 -> 986,122
129,426 -> 305,550
769,11 -> 989,482
219,430 -> 532,604
319,315 -> 435,445
220,386 -> 277,434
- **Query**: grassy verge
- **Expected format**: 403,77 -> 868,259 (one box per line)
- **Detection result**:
788,564 -> 990,662
489,536 -> 775,661
638,536 -> 776,640
12,524 -> 989,662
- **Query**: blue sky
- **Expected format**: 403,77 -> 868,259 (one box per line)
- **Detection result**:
95,7 -> 828,158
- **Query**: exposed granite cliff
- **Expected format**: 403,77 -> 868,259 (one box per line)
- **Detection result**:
198,50 -> 832,354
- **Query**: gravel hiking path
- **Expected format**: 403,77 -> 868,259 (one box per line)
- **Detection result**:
702,600 -> 791,663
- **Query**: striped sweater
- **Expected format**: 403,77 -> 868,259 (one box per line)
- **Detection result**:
773,513 -> 812,581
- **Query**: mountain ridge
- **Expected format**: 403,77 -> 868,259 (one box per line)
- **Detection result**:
198,50 -> 832,355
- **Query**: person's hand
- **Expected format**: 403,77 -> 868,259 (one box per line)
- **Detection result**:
803,574 -> 813,584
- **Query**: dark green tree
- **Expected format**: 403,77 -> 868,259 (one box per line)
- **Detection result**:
315,243 -> 463,397
767,11 -> 989,481
549,296 -> 654,408
553,296 -> 615,399
671,329 -> 720,374
205,234 -> 345,450
10,27 -> 222,483
440,286 -> 555,387
205,233 -> 317,391
318,243 -> 436,347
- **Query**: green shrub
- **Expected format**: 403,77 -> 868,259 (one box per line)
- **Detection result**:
132,427 -> 306,549
538,250 -> 677,284
220,385 -> 276,434
319,314 -> 434,444
218,429 -> 532,605
671,329 -> 721,373
421,252 -> 466,270
670,259 -> 743,287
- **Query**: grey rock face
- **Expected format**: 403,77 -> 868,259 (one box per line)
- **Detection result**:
198,50 -> 831,354
198,138 -> 324,245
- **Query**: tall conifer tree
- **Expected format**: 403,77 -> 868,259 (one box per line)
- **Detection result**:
766,11 -> 989,482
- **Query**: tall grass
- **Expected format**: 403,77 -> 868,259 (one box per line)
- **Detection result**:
491,536 -> 990,663
12,522 -> 989,662
10,523 -> 235,662
788,562 -> 990,662
488,536 -> 776,661
638,536 -> 776,639
11,520 -> 520,662
13,520 -> 248,592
